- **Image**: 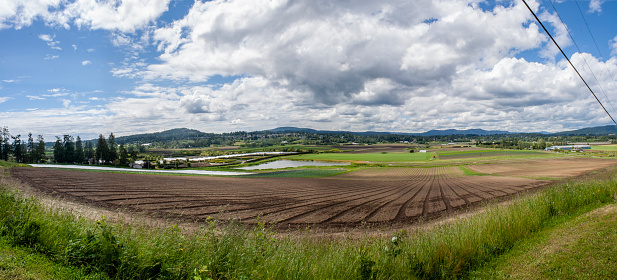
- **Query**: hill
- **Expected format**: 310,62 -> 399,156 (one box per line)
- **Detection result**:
554,124 -> 617,135
114,128 -> 212,144
269,127 -> 510,136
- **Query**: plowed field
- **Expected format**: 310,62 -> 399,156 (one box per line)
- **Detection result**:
10,164 -> 561,227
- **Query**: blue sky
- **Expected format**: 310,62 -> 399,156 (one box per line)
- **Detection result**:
2,0 -> 617,140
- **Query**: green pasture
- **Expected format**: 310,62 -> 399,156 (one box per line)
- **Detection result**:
591,145 -> 617,151
287,151 -> 435,162
436,149 -> 547,160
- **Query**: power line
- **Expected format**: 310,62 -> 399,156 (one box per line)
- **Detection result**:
546,0 -> 617,117
521,0 -> 617,126
573,0 -> 617,114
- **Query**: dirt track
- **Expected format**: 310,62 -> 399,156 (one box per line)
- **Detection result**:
10,164 -> 555,227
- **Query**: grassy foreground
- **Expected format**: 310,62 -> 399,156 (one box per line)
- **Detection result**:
470,203 -> 617,279
0,166 -> 616,279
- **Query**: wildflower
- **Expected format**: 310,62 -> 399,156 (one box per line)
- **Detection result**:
392,236 -> 398,243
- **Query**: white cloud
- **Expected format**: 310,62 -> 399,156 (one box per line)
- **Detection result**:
1,0 -> 170,32
82,60 -> 92,65
64,0 -> 171,33
2,80 -> 16,83
38,33 -> 62,50
0,0 -> 64,30
72,44 -> 77,50
589,0 -> 603,13
87,48 -> 95,52
44,54 -> 59,60
146,0 -> 546,107
0,97 -> 10,104
27,95 -> 46,100
611,35 -> 617,56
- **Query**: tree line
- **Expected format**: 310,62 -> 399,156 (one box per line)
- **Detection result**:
54,133 -> 133,166
0,126 -> 134,166
0,127 -> 46,163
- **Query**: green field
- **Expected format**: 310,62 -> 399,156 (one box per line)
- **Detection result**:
436,149 -> 546,160
288,151 -> 435,162
285,149 -> 554,164
591,145 -> 617,151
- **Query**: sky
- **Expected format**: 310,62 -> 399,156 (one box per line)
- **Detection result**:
2,0 -> 617,140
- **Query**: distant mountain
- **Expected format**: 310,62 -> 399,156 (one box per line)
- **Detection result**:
418,129 -> 511,136
553,125 -> 617,135
269,127 -> 511,136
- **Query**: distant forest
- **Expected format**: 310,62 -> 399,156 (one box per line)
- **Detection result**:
1,126 -> 617,164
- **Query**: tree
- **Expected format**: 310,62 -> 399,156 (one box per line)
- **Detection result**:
84,141 -> 94,162
108,133 -> 117,162
53,137 -> 64,163
26,133 -> 34,163
537,139 -> 546,150
35,135 -> 46,163
12,135 -> 24,163
95,134 -> 109,164
1,127 -> 10,161
63,135 -> 75,163
75,136 -> 85,164
119,142 -> 129,166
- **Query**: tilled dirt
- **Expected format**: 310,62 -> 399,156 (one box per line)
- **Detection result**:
10,164 -> 557,228
466,158 -> 617,178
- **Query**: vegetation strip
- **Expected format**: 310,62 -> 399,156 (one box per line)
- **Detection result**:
1,163 -> 616,279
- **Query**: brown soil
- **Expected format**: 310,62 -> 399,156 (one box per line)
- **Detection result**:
11,164 -> 551,228
466,158 -> 617,178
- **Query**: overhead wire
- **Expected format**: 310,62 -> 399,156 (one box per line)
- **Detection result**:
573,0 -> 617,114
521,0 -> 617,126
546,0 -> 617,118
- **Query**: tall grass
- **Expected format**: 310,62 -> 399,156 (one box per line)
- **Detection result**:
0,166 -> 616,279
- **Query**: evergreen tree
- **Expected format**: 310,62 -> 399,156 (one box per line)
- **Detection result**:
119,142 -> 129,166
12,135 -> 23,163
35,135 -> 46,163
1,127 -> 10,161
95,134 -> 109,164
84,141 -> 94,162
108,133 -> 117,162
75,136 -> 85,163
63,135 -> 75,163
26,133 -> 34,163
53,137 -> 64,163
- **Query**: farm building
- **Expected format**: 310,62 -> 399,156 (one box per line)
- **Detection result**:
544,145 -> 591,151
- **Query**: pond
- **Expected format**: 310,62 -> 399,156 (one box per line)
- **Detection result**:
237,160 -> 350,170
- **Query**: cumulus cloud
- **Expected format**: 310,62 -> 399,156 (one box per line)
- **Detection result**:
146,0 -> 547,108
0,0 -> 64,30
63,0 -> 171,32
1,0 -> 170,32
81,60 -> 91,65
